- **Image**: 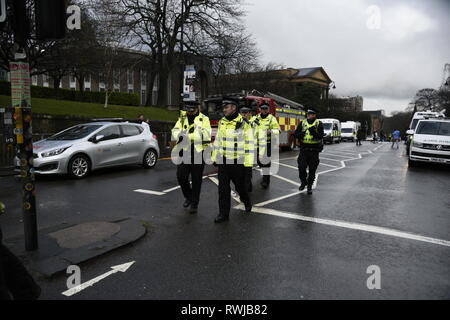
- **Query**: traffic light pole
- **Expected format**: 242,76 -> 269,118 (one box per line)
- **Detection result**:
10,57 -> 38,251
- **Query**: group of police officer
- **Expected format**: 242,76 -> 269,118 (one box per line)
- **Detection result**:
171,97 -> 324,223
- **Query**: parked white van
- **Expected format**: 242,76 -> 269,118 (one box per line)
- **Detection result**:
341,121 -> 361,142
405,111 -> 445,154
320,118 -> 341,144
408,118 -> 450,167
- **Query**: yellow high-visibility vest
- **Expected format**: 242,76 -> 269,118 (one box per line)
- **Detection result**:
212,114 -> 255,167
172,111 -> 211,152
301,119 -> 321,144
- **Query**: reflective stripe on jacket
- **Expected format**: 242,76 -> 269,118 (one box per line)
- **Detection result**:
302,119 -> 321,144
212,114 -> 255,167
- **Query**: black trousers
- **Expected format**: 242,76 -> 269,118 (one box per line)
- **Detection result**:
244,166 -> 253,192
0,243 -> 41,300
257,145 -> 271,184
218,164 -> 251,217
177,163 -> 205,206
297,149 -> 320,186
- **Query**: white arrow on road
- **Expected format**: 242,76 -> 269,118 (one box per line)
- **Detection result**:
62,261 -> 135,297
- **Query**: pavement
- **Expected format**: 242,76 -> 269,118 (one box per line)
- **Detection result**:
0,141 -> 449,299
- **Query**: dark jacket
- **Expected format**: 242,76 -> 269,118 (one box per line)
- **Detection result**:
294,119 -> 325,151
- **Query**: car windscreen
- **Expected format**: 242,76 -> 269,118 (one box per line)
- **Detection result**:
416,122 -> 450,136
323,123 -> 332,130
411,119 -> 419,130
341,128 -> 353,133
47,125 -> 102,140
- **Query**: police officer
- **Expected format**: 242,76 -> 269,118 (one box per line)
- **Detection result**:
212,98 -> 253,223
294,109 -> 324,195
255,103 -> 280,189
171,100 -> 211,213
240,106 -> 256,193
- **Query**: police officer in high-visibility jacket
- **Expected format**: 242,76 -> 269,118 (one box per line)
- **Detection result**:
294,109 -> 324,195
240,106 -> 258,193
171,101 -> 211,213
255,104 -> 280,189
212,98 -> 254,223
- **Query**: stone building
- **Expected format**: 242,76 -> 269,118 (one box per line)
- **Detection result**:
212,66 -> 333,102
1,48 -> 213,108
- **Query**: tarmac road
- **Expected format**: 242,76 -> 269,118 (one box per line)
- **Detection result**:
1,141 -> 449,299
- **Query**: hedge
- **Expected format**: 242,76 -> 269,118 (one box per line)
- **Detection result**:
0,80 -> 140,106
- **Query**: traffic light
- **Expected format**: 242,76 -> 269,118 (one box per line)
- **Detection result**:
35,0 -> 67,40
12,0 -> 30,46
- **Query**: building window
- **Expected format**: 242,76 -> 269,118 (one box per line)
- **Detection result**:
70,75 -> 76,89
141,90 -> 146,105
141,70 -> 146,87
128,70 -> 133,85
31,75 -> 38,86
84,73 -> 91,89
43,74 -> 49,87
0,69 -> 8,81
128,89 -> 133,94
113,69 -> 120,91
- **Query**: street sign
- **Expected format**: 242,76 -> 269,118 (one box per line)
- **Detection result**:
183,65 -> 197,101
0,0 -> 6,23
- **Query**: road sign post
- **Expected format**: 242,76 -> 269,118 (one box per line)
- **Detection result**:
10,61 -> 38,251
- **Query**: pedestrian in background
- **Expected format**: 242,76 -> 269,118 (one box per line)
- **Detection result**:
294,109 -> 324,195
356,127 -> 363,146
391,129 -> 401,149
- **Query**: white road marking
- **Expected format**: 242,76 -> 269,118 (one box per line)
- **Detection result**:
275,161 -> 338,170
245,207 -> 450,248
134,189 -> 165,196
208,176 -> 240,203
163,186 -> 181,193
62,261 -> 135,297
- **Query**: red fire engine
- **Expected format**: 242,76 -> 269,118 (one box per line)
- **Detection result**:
202,91 -> 306,150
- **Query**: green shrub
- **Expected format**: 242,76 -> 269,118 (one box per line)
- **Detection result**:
0,80 -> 140,106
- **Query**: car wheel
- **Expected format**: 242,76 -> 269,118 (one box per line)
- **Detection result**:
68,155 -> 90,179
143,149 -> 158,168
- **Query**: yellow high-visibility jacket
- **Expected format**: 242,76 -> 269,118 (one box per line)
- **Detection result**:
255,114 -> 280,155
212,114 -> 255,167
171,111 -> 211,153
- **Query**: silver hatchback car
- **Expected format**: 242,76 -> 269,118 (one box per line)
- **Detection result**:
21,121 -> 160,178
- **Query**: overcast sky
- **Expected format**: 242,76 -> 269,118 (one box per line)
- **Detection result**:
243,0 -> 450,115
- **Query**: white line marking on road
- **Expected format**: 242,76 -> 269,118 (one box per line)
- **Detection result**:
247,207 -> 450,248
134,189 -> 165,196
62,261 -> 135,297
208,176 -> 240,203
322,152 -> 356,159
162,186 -> 181,193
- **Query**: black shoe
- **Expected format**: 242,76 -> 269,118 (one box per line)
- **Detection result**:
183,199 -> 191,208
244,202 -> 252,213
214,215 -> 229,223
298,182 -> 307,191
307,185 -> 313,195
189,204 -> 198,214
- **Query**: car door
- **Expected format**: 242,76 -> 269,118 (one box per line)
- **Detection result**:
92,125 -> 124,167
120,124 -> 145,164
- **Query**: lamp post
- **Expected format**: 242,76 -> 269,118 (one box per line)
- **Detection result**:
327,81 -> 336,112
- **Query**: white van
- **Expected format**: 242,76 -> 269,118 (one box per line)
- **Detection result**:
406,111 -> 445,153
320,118 -> 341,144
408,118 -> 450,167
341,121 -> 361,142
